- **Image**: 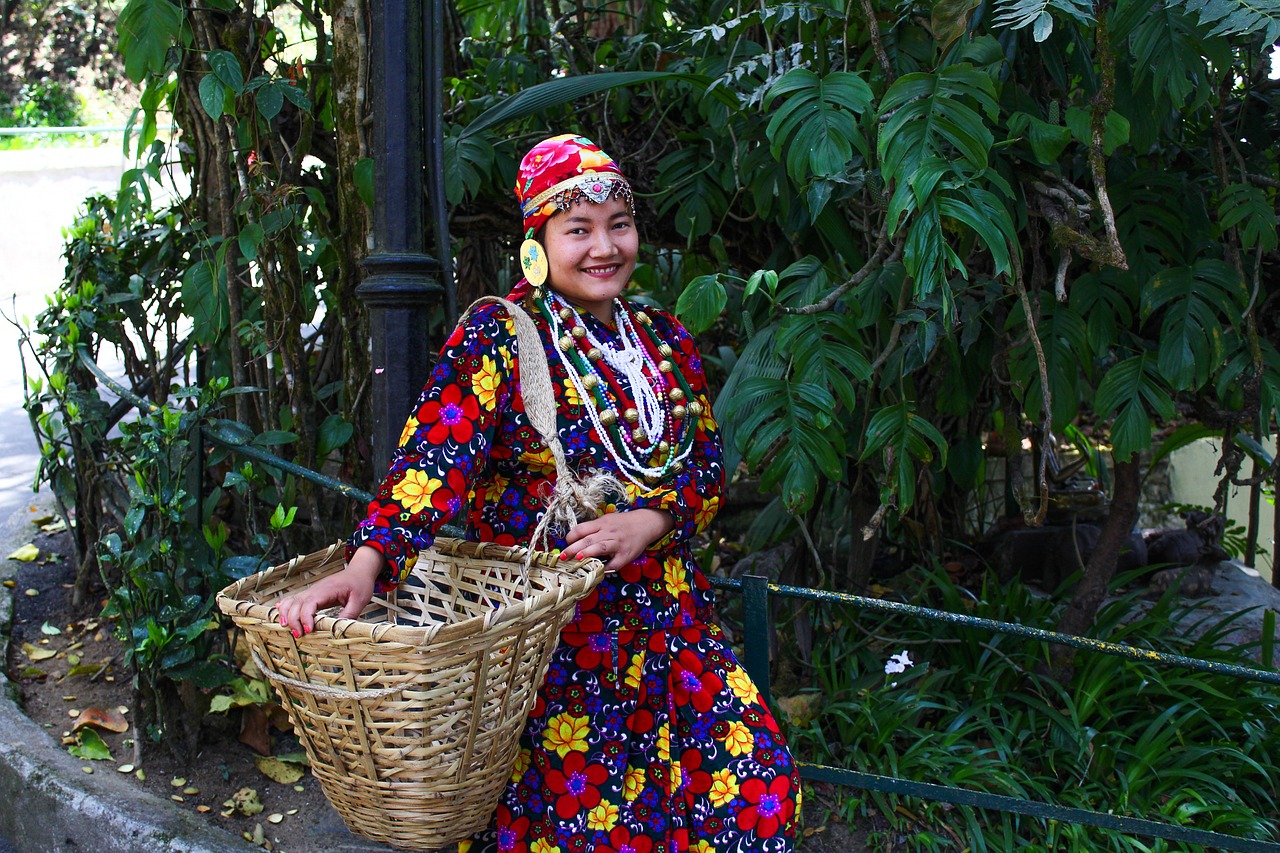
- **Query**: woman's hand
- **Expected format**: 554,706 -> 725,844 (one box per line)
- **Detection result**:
563,509 -> 675,572
275,546 -> 385,637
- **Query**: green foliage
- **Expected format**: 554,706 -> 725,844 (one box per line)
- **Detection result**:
783,566 -> 1280,848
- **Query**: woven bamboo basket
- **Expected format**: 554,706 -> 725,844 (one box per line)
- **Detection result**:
216,538 -> 605,850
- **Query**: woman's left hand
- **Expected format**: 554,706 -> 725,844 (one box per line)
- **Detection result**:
564,508 -> 674,572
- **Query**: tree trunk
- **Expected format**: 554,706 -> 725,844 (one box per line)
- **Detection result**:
1049,455 -> 1141,679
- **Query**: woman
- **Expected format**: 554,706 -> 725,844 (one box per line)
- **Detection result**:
277,134 -> 799,852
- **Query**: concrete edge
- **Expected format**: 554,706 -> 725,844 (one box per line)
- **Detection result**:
0,496 -> 254,852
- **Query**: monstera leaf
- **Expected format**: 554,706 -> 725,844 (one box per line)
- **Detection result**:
763,69 -> 874,183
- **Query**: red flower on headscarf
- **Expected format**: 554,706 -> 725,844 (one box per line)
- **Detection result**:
545,751 -> 609,818
416,383 -> 478,445
670,648 -> 724,715
736,775 -> 795,838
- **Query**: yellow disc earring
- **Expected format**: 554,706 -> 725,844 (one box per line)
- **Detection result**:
520,238 -> 548,289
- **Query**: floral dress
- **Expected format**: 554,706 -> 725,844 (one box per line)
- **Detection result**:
348,288 -> 800,853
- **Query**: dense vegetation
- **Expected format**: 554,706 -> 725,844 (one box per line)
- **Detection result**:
15,0 -> 1280,843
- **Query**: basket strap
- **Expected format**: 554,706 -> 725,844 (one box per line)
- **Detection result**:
251,648 -> 408,700
463,297 -> 624,554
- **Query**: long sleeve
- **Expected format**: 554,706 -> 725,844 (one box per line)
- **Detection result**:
627,311 -> 725,547
346,304 -> 517,587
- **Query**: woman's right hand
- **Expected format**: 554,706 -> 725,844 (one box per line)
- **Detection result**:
275,546 -> 385,637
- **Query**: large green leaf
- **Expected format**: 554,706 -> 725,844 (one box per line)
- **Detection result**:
878,65 -> 998,181
1140,260 -> 1246,391
462,72 -> 712,138
675,274 -> 728,335
858,402 -> 948,511
715,326 -> 785,475
1218,182 -> 1279,251
180,261 -> 228,346
442,126 -> 496,205
1094,354 -> 1175,460
655,145 -> 729,240
118,0 -> 183,83
763,69 -> 873,184
993,0 -> 1094,39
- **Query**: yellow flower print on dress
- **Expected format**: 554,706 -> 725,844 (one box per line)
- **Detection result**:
509,746 -> 531,783
398,415 -> 420,447
542,712 -> 589,758
390,470 -> 441,515
690,842 -> 715,853
520,443 -> 557,474
720,720 -> 754,756
624,651 -> 645,691
531,840 -> 562,853
668,760 -> 683,795
657,720 -> 670,762
472,355 -> 501,411
708,767 -> 739,808
725,666 -> 760,706
664,558 -> 691,597
623,765 -> 645,801
694,494 -> 721,533
586,800 -> 620,831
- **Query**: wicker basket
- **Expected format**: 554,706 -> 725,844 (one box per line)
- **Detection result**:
216,538 -> 605,850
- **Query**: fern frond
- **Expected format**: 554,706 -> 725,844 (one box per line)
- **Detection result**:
1180,0 -> 1280,43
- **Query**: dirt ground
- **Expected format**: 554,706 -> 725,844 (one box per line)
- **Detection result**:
4,526 -> 871,853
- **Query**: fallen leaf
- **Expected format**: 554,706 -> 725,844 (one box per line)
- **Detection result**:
183,787 -> 200,795
81,766 -> 93,774
72,706 -> 129,734
286,809 -> 298,815
238,705 -> 272,756
774,692 -> 824,728
67,654 -> 81,667
62,696 -> 76,702
171,777 -> 187,787
224,787 -> 264,817
40,518 -> 67,533
22,644 -> 56,662
40,622 -> 62,636
117,764 -> 135,773
254,755 -> 304,784
135,768 -> 146,781
66,664 -> 103,677
292,785 -> 305,793
196,805 -> 211,813
267,814 -> 283,824
23,588 -> 39,597
68,728 -> 112,761
9,543 -> 39,561
171,795 -> 185,802
274,751 -> 309,766
31,512 -> 55,525
19,666 -> 47,679
250,824 -> 267,846
1,579 -> 13,588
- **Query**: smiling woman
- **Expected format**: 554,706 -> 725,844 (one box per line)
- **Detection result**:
275,133 -> 801,852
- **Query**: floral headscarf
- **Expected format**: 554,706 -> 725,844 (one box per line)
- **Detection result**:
515,134 -> 633,238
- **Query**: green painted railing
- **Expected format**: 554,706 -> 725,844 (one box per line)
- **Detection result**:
79,349 -> 1280,852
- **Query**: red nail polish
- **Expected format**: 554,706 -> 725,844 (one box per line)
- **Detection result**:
575,553 -> 584,560
292,629 -> 301,639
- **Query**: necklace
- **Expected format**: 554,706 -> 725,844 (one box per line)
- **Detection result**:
539,292 -> 703,488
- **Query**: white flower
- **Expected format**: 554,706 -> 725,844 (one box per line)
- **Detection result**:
884,651 -> 914,675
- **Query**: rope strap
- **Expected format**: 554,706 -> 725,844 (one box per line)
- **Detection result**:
466,297 -> 626,556
251,647 -> 408,700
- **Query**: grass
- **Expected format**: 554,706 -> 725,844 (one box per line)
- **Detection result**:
772,566 -> 1280,850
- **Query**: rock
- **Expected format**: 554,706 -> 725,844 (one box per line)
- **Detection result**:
1157,561 -> 1280,663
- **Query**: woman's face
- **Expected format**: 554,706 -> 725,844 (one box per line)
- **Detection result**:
541,195 -> 638,323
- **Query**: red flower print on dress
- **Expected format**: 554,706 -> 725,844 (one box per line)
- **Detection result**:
417,383 -> 479,445
736,775 -> 795,839
599,825 -> 655,853
429,466 -> 471,517
545,751 -> 609,818
671,648 -> 725,715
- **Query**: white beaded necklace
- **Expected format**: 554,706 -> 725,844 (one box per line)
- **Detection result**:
544,293 -> 693,487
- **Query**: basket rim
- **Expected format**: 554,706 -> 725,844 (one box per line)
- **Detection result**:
215,537 -> 605,647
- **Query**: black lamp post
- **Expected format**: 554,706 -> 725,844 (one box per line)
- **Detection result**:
357,0 -> 450,470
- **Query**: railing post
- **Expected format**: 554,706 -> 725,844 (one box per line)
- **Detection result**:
358,0 -> 444,470
741,574 -> 773,706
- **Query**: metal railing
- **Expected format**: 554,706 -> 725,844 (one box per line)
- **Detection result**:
78,349 -> 1280,852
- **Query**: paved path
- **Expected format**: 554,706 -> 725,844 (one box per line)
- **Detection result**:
0,146 -> 132,520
